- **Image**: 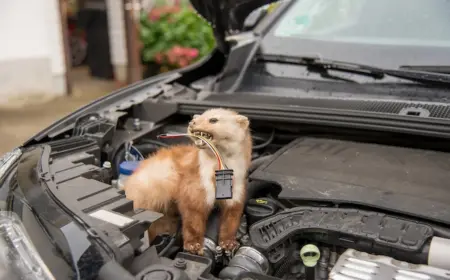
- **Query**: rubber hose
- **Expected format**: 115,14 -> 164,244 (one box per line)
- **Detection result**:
253,130 -> 275,150
158,221 -> 182,257
113,148 -> 126,177
158,236 -> 176,257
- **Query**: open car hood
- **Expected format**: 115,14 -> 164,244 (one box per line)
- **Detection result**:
189,0 -> 278,50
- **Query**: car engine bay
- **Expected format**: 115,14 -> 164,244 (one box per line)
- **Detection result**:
28,97 -> 450,280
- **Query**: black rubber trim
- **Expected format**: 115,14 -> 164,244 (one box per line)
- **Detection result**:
248,206 -> 433,264
174,100 -> 450,139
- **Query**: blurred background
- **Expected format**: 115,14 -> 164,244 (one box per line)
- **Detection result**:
0,0 -> 215,154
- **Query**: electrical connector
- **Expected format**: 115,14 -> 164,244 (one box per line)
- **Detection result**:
215,169 -> 233,199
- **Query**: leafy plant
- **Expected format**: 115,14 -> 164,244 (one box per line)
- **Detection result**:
140,4 -> 216,71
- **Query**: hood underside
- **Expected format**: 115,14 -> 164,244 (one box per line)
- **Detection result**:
189,0 -> 278,41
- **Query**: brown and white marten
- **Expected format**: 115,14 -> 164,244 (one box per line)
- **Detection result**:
123,108 -> 252,255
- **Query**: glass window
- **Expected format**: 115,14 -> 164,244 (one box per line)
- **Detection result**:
273,0 -> 450,47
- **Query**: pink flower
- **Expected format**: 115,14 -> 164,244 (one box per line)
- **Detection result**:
166,52 -> 177,64
172,45 -> 183,56
148,10 -> 161,21
185,48 -> 199,59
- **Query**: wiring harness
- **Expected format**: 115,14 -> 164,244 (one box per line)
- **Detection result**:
157,133 -> 228,169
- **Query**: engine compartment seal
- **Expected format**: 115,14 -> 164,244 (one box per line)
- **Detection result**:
248,206 -> 433,254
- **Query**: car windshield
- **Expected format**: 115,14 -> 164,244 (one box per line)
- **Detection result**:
261,0 -> 450,69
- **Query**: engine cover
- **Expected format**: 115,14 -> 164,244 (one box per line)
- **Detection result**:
250,137 -> 450,225
330,249 -> 450,280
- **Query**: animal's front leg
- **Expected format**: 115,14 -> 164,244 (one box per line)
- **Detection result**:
218,202 -> 244,252
179,206 -> 208,255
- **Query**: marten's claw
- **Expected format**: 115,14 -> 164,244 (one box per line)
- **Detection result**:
184,242 -> 204,255
219,240 -> 239,252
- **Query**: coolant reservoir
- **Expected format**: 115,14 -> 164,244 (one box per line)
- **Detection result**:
117,161 -> 140,189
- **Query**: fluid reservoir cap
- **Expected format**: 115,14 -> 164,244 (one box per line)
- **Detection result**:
143,271 -> 172,280
119,161 -> 140,175
137,265 -> 190,280
300,244 -> 321,267
245,197 -> 280,226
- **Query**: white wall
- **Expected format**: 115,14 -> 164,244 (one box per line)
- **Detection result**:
106,0 -> 128,82
0,0 -> 66,103
46,0 -> 67,78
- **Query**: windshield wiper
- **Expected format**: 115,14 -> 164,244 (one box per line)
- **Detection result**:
256,54 -> 450,86
399,65 -> 450,75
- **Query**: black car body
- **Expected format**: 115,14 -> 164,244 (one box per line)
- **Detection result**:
3,0 -> 450,279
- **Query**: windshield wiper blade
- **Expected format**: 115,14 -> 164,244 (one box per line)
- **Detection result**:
399,65 -> 450,74
256,54 -> 450,86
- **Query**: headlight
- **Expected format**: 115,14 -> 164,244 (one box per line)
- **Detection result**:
0,211 -> 55,280
0,149 -> 55,279
0,148 -> 21,180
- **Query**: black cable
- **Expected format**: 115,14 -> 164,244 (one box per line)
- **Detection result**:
157,236 -> 176,257
158,220 -> 182,257
139,139 -> 169,147
251,134 -> 267,142
253,130 -> 275,150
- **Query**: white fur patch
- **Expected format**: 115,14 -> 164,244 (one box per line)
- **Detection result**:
198,150 -> 217,207
142,158 -> 174,186
224,156 -> 247,206
125,158 -> 175,210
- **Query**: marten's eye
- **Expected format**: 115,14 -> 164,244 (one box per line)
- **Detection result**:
209,118 -> 218,124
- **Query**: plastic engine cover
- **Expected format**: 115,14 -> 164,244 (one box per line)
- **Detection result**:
250,137 -> 450,226
330,249 -> 450,280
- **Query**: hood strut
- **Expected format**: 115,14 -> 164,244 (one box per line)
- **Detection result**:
189,0 -> 278,53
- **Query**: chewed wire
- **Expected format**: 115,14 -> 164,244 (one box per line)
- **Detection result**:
158,133 -> 224,169
130,145 -> 144,160
124,141 -> 145,161
187,134 -> 226,168
157,133 -> 227,169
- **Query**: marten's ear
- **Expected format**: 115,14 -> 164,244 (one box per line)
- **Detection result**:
193,114 -> 200,119
236,115 -> 249,129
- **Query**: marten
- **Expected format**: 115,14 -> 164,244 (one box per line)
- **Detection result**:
123,108 -> 252,255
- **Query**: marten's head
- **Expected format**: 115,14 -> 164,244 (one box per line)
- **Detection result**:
187,108 -> 251,154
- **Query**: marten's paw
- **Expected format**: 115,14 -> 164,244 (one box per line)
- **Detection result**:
219,239 -> 239,252
184,242 -> 204,255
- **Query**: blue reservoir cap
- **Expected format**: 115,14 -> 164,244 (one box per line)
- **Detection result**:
119,161 -> 140,176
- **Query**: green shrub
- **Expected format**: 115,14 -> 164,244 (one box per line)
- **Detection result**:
140,4 -> 215,71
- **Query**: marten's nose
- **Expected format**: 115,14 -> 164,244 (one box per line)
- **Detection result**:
189,120 -> 196,126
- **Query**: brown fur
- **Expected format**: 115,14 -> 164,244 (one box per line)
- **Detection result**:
123,108 -> 252,255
